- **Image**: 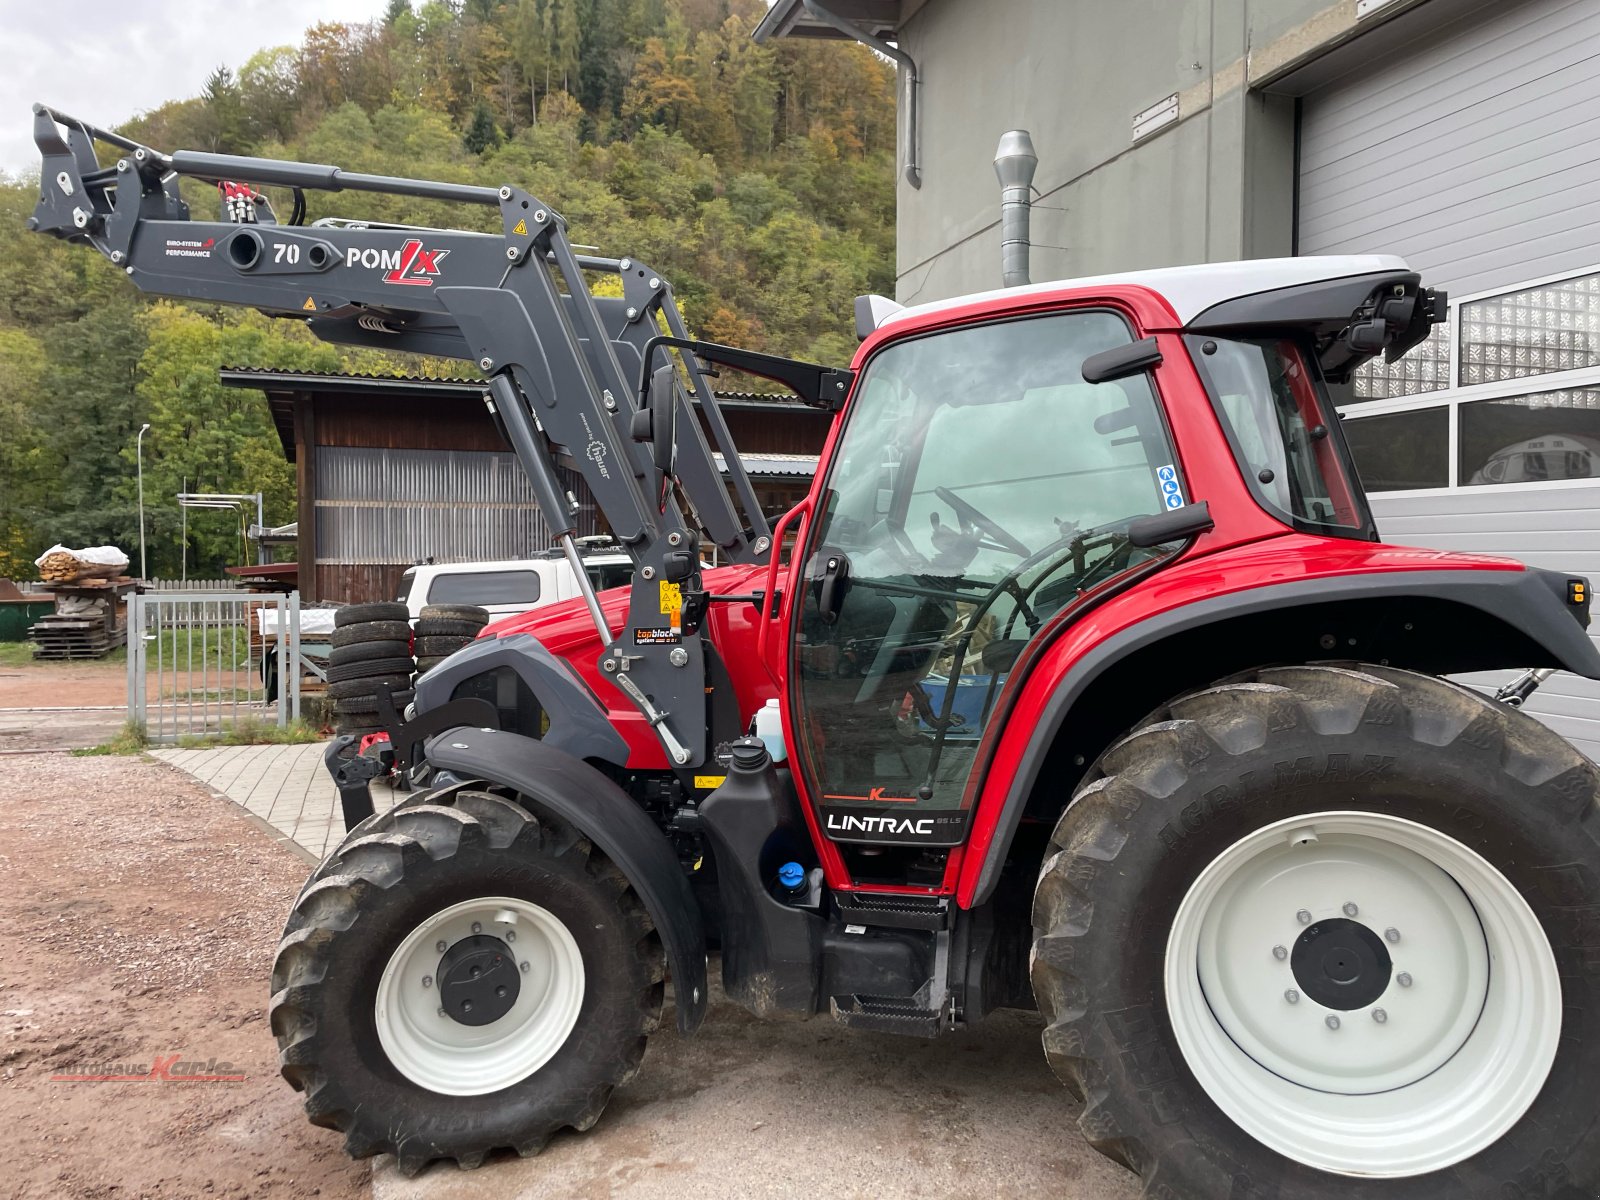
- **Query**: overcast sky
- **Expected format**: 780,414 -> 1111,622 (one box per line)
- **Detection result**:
1,0 -> 392,177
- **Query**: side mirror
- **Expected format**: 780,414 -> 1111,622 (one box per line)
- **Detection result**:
630,363 -> 677,475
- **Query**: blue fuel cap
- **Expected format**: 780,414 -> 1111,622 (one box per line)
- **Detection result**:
777,861 -> 806,891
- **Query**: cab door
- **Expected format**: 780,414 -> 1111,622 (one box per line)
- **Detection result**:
786,309 -> 1188,855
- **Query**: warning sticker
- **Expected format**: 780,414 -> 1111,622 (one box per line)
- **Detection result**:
658,580 -> 682,614
633,627 -> 681,646
512,217 -> 528,235
693,774 -> 726,790
302,296 -> 316,311
1156,463 -> 1185,510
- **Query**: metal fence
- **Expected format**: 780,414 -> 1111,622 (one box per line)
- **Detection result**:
127,591 -> 300,743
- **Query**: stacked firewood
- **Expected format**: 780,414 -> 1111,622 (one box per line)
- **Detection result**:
35,546 -> 128,583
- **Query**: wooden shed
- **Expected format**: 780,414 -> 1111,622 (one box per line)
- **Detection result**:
221,369 -> 828,603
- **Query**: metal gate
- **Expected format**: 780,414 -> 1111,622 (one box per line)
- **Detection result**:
127,591 -> 301,743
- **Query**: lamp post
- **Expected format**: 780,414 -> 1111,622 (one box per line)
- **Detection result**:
136,423 -> 151,580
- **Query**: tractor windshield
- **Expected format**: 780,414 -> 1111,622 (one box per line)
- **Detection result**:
790,310 -> 1186,850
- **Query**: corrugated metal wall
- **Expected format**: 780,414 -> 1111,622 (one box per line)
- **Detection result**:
1298,0 -> 1600,297
1371,486 -> 1600,764
315,447 -> 596,565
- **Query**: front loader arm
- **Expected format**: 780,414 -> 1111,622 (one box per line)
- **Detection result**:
28,104 -> 847,770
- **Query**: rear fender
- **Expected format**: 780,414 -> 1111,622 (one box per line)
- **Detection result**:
962,566 -> 1599,906
422,727 -> 709,1033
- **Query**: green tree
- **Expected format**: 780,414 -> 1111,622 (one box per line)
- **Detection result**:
463,102 -> 502,154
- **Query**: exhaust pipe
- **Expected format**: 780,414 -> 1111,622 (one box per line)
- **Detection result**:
994,130 -> 1037,288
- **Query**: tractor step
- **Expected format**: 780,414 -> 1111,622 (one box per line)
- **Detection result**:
828,993 -> 946,1038
834,890 -> 948,931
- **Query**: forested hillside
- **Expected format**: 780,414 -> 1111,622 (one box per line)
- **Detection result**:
0,0 -> 895,578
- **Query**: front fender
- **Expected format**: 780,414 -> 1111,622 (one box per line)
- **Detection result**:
414,633 -> 630,767
423,726 -> 708,1034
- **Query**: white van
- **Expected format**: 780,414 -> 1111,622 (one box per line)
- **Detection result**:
396,548 -> 633,623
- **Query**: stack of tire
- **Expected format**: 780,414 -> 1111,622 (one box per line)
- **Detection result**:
327,602 -> 415,738
413,603 -> 491,679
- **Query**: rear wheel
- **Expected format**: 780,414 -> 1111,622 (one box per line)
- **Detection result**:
269,789 -> 664,1174
1032,664 -> 1600,1198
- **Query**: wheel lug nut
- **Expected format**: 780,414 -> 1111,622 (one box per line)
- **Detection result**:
436,940 -> 448,953
1397,972 -> 1413,987
471,922 -> 483,934
1296,909 -> 1312,925
422,975 -> 432,988
1325,1015 -> 1341,1030
1385,927 -> 1401,943
505,930 -> 516,942
1284,989 -> 1299,1004
1373,1008 -> 1388,1023
520,961 -> 530,974
1342,902 -> 1359,917
495,985 -> 507,998
1272,945 -> 1288,961
437,1007 -> 447,1018
462,1000 -> 474,1013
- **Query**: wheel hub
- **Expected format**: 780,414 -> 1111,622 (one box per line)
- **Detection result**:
1166,811 -> 1562,1178
1290,917 -> 1390,1010
374,896 -> 585,1096
437,934 -> 521,1026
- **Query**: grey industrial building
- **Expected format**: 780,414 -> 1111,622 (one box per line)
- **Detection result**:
759,0 -> 1600,760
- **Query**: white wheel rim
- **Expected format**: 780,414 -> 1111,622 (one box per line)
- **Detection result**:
1164,811 -> 1560,1178
375,896 -> 585,1096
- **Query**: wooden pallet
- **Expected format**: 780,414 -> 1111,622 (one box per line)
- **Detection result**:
29,615 -> 127,660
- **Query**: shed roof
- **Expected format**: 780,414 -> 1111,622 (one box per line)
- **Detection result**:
217,368 -> 812,460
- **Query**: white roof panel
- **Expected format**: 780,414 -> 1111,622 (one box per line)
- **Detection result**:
880,255 -> 1413,329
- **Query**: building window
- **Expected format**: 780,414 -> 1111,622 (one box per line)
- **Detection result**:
1459,387 -> 1600,486
1459,271 -> 1600,386
1344,407 -> 1450,491
1353,322 -> 1451,400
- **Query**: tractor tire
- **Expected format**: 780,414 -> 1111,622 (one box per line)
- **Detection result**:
332,621 -> 413,649
335,602 -> 410,628
268,789 -> 664,1174
327,675 -> 412,702
414,656 -> 448,675
415,619 -> 485,639
334,722 -> 386,739
333,689 -> 414,715
1031,663 -> 1600,1198
326,657 -> 415,685
327,639 -> 412,667
418,604 -> 490,626
415,635 -> 471,658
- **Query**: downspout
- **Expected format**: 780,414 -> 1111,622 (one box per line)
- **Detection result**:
993,129 -> 1037,288
801,0 -> 921,188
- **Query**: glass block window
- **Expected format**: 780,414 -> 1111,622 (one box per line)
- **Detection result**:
1459,386 -> 1600,486
1352,321 -> 1451,400
1459,271 -> 1600,386
1344,407 -> 1450,491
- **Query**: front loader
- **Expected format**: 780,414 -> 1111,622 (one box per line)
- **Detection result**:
30,105 -> 1600,1197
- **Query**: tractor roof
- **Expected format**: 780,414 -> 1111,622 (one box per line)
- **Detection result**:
880,255 -> 1412,330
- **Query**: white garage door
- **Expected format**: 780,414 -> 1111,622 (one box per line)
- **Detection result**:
1301,0 -> 1600,766
1298,0 -> 1600,297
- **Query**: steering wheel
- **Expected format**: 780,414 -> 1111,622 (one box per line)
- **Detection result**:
935,487 -> 1031,558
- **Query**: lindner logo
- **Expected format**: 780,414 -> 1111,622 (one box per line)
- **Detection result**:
346,239 -> 451,286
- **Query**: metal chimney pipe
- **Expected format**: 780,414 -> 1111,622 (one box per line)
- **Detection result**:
994,130 -> 1038,287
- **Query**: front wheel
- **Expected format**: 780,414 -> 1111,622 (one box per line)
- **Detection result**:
1032,664 -> 1600,1198
269,788 -> 664,1174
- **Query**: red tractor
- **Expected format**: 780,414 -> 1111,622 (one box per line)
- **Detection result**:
31,107 -> 1600,1197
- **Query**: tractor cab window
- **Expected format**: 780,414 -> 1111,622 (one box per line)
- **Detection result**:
791,310 -> 1186,846
1191,336 -> 1374,538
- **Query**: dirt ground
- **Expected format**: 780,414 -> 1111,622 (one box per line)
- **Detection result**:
0,657 -> 127,709
0,753 -> 369,1200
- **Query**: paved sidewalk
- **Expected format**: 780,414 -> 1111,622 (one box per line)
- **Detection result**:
149,741 -> 400,861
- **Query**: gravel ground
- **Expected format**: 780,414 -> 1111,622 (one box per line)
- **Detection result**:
0,752 -> 368,1200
